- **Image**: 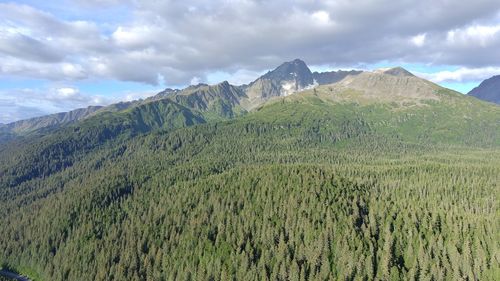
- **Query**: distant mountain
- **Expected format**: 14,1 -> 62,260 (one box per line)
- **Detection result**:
468,75 -> 500,104
0,106 -> 103,141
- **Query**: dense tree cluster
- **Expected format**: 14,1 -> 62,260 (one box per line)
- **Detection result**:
0,96 -> 499,280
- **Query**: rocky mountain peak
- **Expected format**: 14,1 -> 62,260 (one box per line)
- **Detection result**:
261,58 -> 314,88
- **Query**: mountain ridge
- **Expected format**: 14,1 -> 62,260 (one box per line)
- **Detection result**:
0,59 -> 362,138
0,106 -> 103,142
2,60 -> 496,142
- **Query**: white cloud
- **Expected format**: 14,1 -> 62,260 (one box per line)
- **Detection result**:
124,91 -> 157,102
190,76 -> 201,85
447,24 -> 500,47
112,25 -> 157,49
0,85 -> 158,123
0,1 -> 499,86
411,33 -> 426,47
62,63 -> 87,79
226,69 -> 267,85
417,66 -> 500,83
311,11 -> 331,26
56,87 -> 79,98
1,0 -> 500,123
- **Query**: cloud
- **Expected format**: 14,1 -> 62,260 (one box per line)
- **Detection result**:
311,11 -> 332,26
55,87 -> 79,98
410,34 -> 426,47
1,0 -> 500,123
0,0 -> 499,87
0,31 -> 64,62
447,24 -> 500,47
417,66 -> 500,83
0,85 -> 157,123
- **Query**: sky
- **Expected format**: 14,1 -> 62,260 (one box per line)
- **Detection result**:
0,0 -> 499,123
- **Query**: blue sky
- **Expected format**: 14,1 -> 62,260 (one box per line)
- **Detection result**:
0,0 -> 499,123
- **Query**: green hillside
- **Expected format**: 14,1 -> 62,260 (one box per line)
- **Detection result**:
0,74 -> 499,281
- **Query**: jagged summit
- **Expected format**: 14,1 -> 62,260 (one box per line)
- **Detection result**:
215,80 -> 231,88
261,58 -> 314,87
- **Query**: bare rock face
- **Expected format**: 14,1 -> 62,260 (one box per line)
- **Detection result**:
241,59 -> 363,109
240,59 -> 315,108
468,75 -> 500,104
260,59 -> 315,91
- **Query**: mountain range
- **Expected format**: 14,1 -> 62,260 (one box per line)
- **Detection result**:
0,59 -> 364,139
0,59 -> 499,281
3,58 -> 497,141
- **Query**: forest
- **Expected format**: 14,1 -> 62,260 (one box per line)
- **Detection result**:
0,94 -> 499,280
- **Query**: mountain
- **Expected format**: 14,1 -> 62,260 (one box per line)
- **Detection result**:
312,69 -> 362,85
322,67 -> 442,104
0,60 -> 499,281
242,59 -> 362,109
259,58 -> 315,90
0,106 -> 102,142
468,75 -> 500,104
0,59 -> 362,134
242,59 -> 314,109
167,81 -> 247,119
380,66 -> 415,77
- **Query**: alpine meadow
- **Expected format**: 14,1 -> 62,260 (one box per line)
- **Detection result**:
0,1 -> 499,281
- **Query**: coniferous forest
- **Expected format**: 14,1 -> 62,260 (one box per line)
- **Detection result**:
0,84 -> 499,281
